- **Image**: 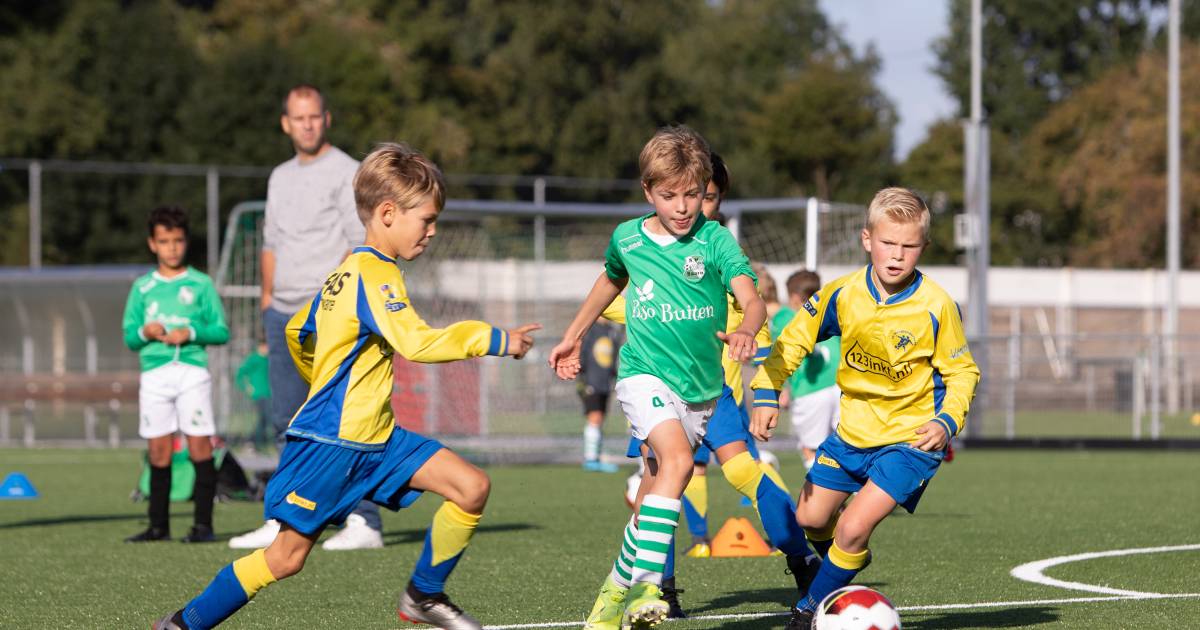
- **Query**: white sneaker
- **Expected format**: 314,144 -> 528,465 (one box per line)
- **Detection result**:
321,513 -> 383,550
228,519 -> 280,549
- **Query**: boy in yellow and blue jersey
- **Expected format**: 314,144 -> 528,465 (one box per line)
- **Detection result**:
750,187 -> 980,629
616,154 -> 817,618
152,143 -> 539,630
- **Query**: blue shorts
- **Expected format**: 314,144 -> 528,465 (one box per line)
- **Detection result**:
806,432 -> 943,513
626,386 -> 759,463
264,430 -> 444,535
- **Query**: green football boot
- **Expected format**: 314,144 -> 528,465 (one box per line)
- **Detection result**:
583,575 -> 628,630
621,582 -> 669,629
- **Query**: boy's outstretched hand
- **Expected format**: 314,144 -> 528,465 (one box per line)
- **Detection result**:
716,330 -> 757,363
750,406 -> 778,442
914,420 -> 949,451
505,323 -> 542,359
547,338 -> 582,380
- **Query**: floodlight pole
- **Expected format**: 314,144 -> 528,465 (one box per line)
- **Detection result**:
964,0 -> 990,431
1166,0 -> 1181,414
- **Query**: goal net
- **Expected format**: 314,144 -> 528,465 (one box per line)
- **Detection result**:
212,197 -> 865,461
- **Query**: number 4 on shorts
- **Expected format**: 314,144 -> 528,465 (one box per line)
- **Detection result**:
651,396 -> 665,408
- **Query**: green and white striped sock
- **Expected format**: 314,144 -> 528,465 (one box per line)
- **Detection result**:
608,514 -> 638,588
630,494 -> 680,586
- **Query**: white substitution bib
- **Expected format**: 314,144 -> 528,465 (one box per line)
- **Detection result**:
616,374 -> 715,449
138,362 -> 216,439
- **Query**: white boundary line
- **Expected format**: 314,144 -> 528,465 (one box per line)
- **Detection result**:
1009,544 -> 1200,596
480,592 -> 1200,630
479,544 -> 1200,629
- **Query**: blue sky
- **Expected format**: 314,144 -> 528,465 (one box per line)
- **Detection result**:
818,0 -> 959,159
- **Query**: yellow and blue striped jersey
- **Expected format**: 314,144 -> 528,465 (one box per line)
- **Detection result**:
285,246 -> 508,450
602,293 -> 770,406
723,294 -> 772,406
751,265 -> 979,449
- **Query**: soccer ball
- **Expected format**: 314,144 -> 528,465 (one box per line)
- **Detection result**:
758,448 -> 779,470
814,586 -> 901,630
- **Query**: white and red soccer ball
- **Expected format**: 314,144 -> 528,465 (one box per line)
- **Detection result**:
813,586 -> 902,630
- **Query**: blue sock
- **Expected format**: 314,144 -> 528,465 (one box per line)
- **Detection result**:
182,566 -> 249,630
410,502 -> 481,595
798,543 -> 869,612
183,550 -> 276,630
664,535 -> 676,579
755,470 -> 811,558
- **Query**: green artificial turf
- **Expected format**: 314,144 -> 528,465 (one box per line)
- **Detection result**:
0,448 -> 1197,628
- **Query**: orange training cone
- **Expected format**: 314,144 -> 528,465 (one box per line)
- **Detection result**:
710,517 -> 771,557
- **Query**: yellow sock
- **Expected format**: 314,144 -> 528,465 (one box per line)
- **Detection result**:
828,541 -> 871,571
759,460 -> 789,494
722,451 -> 762,506
232,549 -> 277,598
430,501 -> 482,565
683,473 -> 709,519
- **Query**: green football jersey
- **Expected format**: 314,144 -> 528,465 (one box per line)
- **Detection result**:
122,267 -> 229,372
772,306 -> 839,397
604,213 -> 755,403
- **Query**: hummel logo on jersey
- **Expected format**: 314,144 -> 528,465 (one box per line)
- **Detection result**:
845,341 -> 913,382
619,234 -> 644,253
635,279 -> 655,302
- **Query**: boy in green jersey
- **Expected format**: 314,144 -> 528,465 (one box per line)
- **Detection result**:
549,126 -> 767,629
122,206 -> 230,543
773,270 -> 841,471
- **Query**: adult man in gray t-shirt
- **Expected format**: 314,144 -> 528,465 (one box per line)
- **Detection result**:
229,84 -> 383,550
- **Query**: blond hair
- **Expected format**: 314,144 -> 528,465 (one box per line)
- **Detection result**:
751,262 -> 778,303
866,187 -> 930,241
353,142 -> 446,225
639,125 -> 712,191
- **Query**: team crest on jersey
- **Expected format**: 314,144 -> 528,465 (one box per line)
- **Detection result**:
845,341 -> 913,382
177,286 -> 195,305
683,255 -> 705,282
891,330 -> 916,351
379,284 -> 406,312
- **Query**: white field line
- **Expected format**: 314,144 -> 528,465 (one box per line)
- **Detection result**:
478,544 -> 1200,630
478,592 -> 1200,630
1009,543 -> 1200,596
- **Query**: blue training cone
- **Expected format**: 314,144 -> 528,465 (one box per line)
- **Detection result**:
0,472 -> 39,499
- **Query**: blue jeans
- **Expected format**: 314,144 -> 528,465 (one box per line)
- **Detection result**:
263,306 -> 382,531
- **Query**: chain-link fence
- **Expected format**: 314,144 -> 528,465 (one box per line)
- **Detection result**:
5,197 -> 1200,455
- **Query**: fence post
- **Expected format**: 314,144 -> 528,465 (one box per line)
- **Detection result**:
1150,335 -> 1162,439
23,399 -> 35,447
805,197 -> 819,270
1133,356 -> 1145,439
29,160 -> 42,270
1006,334 -> 1017,439
534,178 -> 548,417
108,398 -> 121,448
207,167 -> 220,273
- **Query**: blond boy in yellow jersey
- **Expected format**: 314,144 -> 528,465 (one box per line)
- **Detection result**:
750,187 -> 979,629
153,144 -> 538,630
